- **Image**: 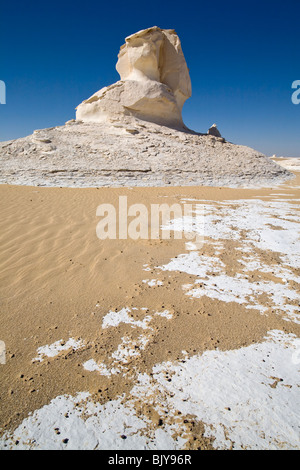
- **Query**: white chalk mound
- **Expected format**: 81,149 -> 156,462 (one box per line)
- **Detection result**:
76,27 -> 192,129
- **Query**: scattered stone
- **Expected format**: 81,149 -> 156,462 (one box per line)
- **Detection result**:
208,124 -> 222,138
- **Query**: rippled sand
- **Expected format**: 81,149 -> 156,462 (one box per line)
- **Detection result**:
0,173 -> 299,450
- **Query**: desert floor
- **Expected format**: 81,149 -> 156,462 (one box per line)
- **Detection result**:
0,171 -> 299,450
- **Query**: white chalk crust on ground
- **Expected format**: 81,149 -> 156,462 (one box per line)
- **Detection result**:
1,330 -> 299,450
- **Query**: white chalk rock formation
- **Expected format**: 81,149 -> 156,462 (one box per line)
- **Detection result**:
0,27 -> 293,189
76,27 -> 192,129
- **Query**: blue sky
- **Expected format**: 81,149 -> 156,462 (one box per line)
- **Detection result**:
0,0 -> 299,156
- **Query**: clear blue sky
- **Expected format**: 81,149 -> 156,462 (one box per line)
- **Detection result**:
1,0 -> 299,156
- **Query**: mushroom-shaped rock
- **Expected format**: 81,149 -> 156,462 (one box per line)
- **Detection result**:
76,27 -> 192,129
